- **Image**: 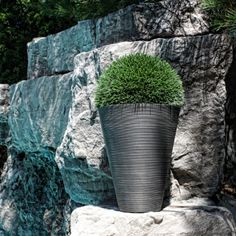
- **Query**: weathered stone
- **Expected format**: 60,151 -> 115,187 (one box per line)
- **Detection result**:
8,73 -> 115,205
70,204 -> 236,236
55,33 -> 232,204
9,74 -> 73,152
27,37 -> 49,82
0,84 -> 8,178
27,0 -> 209,79
2,1 -> 234,235
11,34 -> 233,207
9,32 -> 232,204
0,201 -> 18,235
96,0 -> 209,46
27,20 -> 96,80
0,146 -> 8,175
222,41 -> 236,222
171,78 -> 227,199
0,148 -> 69,235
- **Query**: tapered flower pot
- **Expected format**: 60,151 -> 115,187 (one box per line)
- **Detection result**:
99,103 -> 180,213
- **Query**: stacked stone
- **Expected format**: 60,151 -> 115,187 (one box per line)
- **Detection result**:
0,0 -> 235,234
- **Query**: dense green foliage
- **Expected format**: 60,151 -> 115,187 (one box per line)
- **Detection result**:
95,54 -> 184,107
201,0 -> 236,33
1,0 -> 160,85
0,0 -> 79,84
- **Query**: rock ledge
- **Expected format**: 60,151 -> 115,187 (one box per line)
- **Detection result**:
71,204 -> 236,236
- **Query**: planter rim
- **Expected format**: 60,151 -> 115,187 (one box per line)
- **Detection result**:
98,103 -> 182,110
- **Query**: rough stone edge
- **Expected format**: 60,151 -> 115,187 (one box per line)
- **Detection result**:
27,0 -> 209,79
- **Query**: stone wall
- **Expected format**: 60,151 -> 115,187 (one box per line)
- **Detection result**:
27,0 -> 208,80
0,0 -> 235,235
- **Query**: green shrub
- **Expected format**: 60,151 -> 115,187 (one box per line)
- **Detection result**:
201,0 -> 236,33
95,54 -> 184,108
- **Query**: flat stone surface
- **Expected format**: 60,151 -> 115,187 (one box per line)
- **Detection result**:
70,204 -> 236,236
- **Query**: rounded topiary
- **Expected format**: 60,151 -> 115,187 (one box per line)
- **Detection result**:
95,53 -> 184,108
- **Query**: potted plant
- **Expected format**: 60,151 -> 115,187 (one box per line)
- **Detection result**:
95,53 -> 184,213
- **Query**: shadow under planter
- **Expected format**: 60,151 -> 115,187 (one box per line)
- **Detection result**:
99,103 -> 180,213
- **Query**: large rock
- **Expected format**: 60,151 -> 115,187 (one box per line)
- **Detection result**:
27,0 -> 209,79
0,148 -> 70,235
27,21 -> 95,80
9,33 -> 232,205
55,33 -> 232,204
70,204 -> 236,236
8,73 -> 116,205
9,74 -> 73,152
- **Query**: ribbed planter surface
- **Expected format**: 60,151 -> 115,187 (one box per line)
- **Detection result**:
99,104 -> 180,213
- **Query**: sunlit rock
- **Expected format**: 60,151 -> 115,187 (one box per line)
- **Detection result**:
71,204 -> 236,236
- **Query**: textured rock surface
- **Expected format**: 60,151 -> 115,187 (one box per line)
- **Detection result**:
225,46 -> 236,184
9,74 -> 116,205
9,33 -> 232,206
54,33 -> 232,204
0,146 -> 7,176
2,1 -> 235,235
70,204 -> 236,236
0,85 -> 9,179
218,193 -> 236,222
9,74 -> 73,152
27,0 -> 209,79
0,148 -> 70,235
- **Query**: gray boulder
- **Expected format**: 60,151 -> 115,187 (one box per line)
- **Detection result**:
0,148 -> 70,235
9,74 -> 73,152
9,34 -> 232,205
55,33 -> 232,204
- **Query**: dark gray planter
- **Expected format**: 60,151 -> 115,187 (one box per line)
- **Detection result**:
98,104 -> 180,213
